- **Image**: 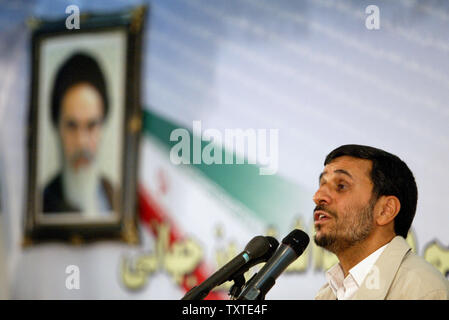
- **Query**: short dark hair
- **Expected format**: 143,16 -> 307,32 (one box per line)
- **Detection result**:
51,52 -> 109,127
324,144 -> 418,238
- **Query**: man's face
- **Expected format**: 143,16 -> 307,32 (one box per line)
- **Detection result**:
313,156 -> 377,253
58,82 -> 104,171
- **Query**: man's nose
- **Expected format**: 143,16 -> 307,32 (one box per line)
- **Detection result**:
75,125 -> 90,148
313,186 -> 332,206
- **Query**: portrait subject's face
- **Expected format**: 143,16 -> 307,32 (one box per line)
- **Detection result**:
58,82 -> 104,171
313,156 -> 377,253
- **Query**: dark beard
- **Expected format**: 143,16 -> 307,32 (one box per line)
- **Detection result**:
314,232 -> 337,251
314,197 -> 376,254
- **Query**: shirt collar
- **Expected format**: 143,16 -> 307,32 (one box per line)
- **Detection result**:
325,242 -> 389,296
326,262 -> 345,294
349,243 -> 387,286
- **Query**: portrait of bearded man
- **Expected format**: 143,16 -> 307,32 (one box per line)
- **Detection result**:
43,52 -> 116,217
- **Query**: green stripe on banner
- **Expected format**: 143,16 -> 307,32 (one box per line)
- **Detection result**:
142,108 -> 310,228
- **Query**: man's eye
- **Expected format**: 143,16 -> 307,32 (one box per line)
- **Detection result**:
87,120 -> 101,131
65,121 -> 77,130
337,184 -> 346,190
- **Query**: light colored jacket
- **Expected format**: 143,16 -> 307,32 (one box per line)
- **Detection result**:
315,236 -> 449,300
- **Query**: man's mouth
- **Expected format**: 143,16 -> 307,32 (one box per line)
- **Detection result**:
70,150 -> 94,170
314,210 -> 332,224
75,158 -> 89,168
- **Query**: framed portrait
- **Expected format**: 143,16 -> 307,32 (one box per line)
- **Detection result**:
25,6 -> 147,244
0,152 -> 3,218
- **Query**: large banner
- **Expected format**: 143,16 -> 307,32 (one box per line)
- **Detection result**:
0,0 -> 448,299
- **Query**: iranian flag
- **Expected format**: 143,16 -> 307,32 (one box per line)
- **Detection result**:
128,109 -> 317,299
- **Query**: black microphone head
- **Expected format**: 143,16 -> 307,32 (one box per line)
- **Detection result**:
281,229 -> 310,256
265,236 -> 280,255
256,236 -> 279,262
232,236 -> 280,278
244,235 -> 271,259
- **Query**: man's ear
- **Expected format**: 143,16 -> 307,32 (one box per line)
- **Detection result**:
375,195 -> 401,226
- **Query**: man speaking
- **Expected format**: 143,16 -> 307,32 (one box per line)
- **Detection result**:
314,145 -> 449,299
43,53 -> 115,217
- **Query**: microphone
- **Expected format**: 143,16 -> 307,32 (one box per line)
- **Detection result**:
228,236 -> 279,299
237,229 -> 310,300
181,235 -> 273,300
231,236 -> 280,278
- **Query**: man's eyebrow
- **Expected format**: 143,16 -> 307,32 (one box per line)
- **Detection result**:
319,169 -> 353,183
334,169 -> 353,179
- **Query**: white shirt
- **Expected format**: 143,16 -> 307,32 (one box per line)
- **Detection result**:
325,243 -> 388,300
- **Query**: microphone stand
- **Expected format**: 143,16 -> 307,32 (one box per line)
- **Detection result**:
235,272 -> 270,300
228,274 -> 246,300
